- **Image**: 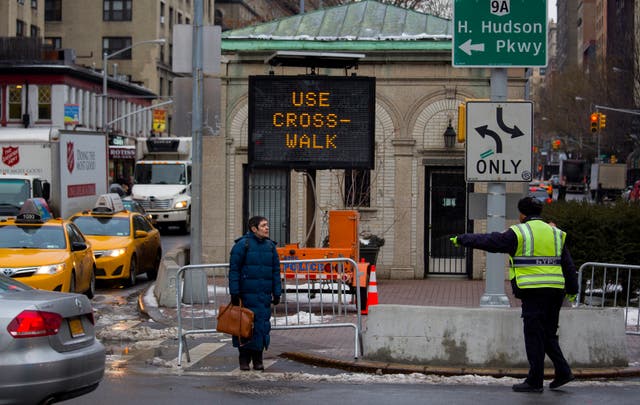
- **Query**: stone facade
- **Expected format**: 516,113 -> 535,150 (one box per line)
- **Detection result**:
201,52 -> 528,280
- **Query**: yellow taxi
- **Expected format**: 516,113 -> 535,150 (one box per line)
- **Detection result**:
70,194 -> 162,287
0,198 -> 96,297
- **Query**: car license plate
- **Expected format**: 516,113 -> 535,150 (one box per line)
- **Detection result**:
69,318 -> 85,338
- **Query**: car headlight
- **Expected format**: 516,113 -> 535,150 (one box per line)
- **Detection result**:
101,248 -> 127,258
36,263 -> 65,275
174,200 -> 188,209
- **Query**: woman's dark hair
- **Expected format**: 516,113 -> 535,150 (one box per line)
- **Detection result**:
248,216 -> 267,231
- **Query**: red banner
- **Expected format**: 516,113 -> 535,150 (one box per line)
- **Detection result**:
67,183 -> 96,198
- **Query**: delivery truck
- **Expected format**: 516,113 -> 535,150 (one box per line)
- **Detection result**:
590,163 -> 627,201
559,159 -> 587,193
0,128 -> 108,218
132,137 -> 192,233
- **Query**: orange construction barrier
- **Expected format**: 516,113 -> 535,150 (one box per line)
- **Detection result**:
361,264 -> 379,315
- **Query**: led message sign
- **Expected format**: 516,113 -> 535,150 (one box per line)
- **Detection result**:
248,76 -> 375,169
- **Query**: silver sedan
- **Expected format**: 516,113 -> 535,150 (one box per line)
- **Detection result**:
0,275 -> 105,405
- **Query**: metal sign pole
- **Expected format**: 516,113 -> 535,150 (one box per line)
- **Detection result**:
480,68 -> 510,307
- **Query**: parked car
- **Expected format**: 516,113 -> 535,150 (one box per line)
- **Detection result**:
70,194 -> 162,286
0,199 -> 96,297
0,274 -> 105,404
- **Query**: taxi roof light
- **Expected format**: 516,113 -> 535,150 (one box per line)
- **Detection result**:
92,193 -> 125,214
15,198 -> 52,223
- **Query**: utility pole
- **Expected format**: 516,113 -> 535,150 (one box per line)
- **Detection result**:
191,0 -> 203,265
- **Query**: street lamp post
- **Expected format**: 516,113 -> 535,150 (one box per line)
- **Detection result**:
102,38 -> 166,136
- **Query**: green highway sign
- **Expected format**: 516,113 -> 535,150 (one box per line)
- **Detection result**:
453,0 -> 547,68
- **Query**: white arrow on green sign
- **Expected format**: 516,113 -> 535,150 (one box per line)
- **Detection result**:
453,0 -> 548,68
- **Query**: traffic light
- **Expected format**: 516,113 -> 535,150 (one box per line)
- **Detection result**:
599,114 -> 606,129
590,112 -> 599,133
552,139 -> 561,149
457,103 -> 466,143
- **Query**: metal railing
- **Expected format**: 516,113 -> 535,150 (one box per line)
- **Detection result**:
175,257 -> 363,367
577,262 -> 640,335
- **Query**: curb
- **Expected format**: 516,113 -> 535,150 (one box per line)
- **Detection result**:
137,283 -> 173,327
280,352 -> 640,379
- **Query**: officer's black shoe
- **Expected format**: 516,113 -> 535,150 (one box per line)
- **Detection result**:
512,382 -> 543,393
550,373 -> 575,389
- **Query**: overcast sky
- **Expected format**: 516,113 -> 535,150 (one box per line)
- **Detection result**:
548,0 -> 557,21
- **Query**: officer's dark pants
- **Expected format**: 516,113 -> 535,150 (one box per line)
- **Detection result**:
520,289 -> 572,388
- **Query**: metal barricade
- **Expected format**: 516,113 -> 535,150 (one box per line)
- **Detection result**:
577,262 -> 640,335
175,257 -> 362,367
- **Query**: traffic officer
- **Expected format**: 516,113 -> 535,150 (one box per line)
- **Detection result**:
450,196 -> 578,393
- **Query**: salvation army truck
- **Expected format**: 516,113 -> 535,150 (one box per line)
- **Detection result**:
0,128 -> 108,218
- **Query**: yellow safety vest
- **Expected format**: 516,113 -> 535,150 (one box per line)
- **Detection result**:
509,219 -> 566,289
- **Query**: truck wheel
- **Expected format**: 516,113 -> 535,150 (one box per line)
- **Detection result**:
127,256 -> 137,287
180,209 -> 191,234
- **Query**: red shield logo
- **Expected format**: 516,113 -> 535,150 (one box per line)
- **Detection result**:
66,141 -> 75,173
2,146 -> 19,167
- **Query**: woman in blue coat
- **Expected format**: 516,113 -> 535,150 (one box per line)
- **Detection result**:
228,216 -> 282,371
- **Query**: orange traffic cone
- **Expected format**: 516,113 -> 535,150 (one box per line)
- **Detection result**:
361,265 -> 379,315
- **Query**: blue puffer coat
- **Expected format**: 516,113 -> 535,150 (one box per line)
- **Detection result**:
228,232 -> 282,351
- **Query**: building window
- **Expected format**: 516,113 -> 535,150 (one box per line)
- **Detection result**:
31,0 -> 37,8
103,0 -> 132,21
160,2 -> 165,25
169,7 -> 173,27
30,25 -> 40,38
177,12 -> 183,24
344,170 -> 371,208
45,0 -> 62,21
38,86 -> 52,121
44,37 -> 62,49
9,85 -> 23,120
103,37 -> 132,59
17,0 -> 25,5
16,20 -> 25,37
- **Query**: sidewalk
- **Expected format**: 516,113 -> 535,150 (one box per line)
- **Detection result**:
140,278 -> 640,379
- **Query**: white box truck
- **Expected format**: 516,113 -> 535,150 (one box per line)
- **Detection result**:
0,128 -> 108,218
590,163 -> 627,201
132,137 -> 191,233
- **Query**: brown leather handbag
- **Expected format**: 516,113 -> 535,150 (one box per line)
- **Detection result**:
216,301 -> 254,338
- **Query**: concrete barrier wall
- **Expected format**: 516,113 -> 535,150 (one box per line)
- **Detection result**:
154,245 -> 190,308
362,305 -> 628,368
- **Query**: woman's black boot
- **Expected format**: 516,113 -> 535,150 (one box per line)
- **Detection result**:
238,349 -> 251,371
251,350 -> 264,371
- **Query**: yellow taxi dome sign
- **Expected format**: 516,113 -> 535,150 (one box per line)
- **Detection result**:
93,193 -> 125,214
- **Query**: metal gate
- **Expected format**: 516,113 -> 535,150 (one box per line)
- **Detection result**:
425,167 -> 470,276
244,167 -> 290,246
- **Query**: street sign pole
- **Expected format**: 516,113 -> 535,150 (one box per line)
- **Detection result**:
454,0 -> 542,307
480,68 -> 510,308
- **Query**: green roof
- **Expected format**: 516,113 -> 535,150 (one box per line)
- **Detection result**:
221,0 -> 452,52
